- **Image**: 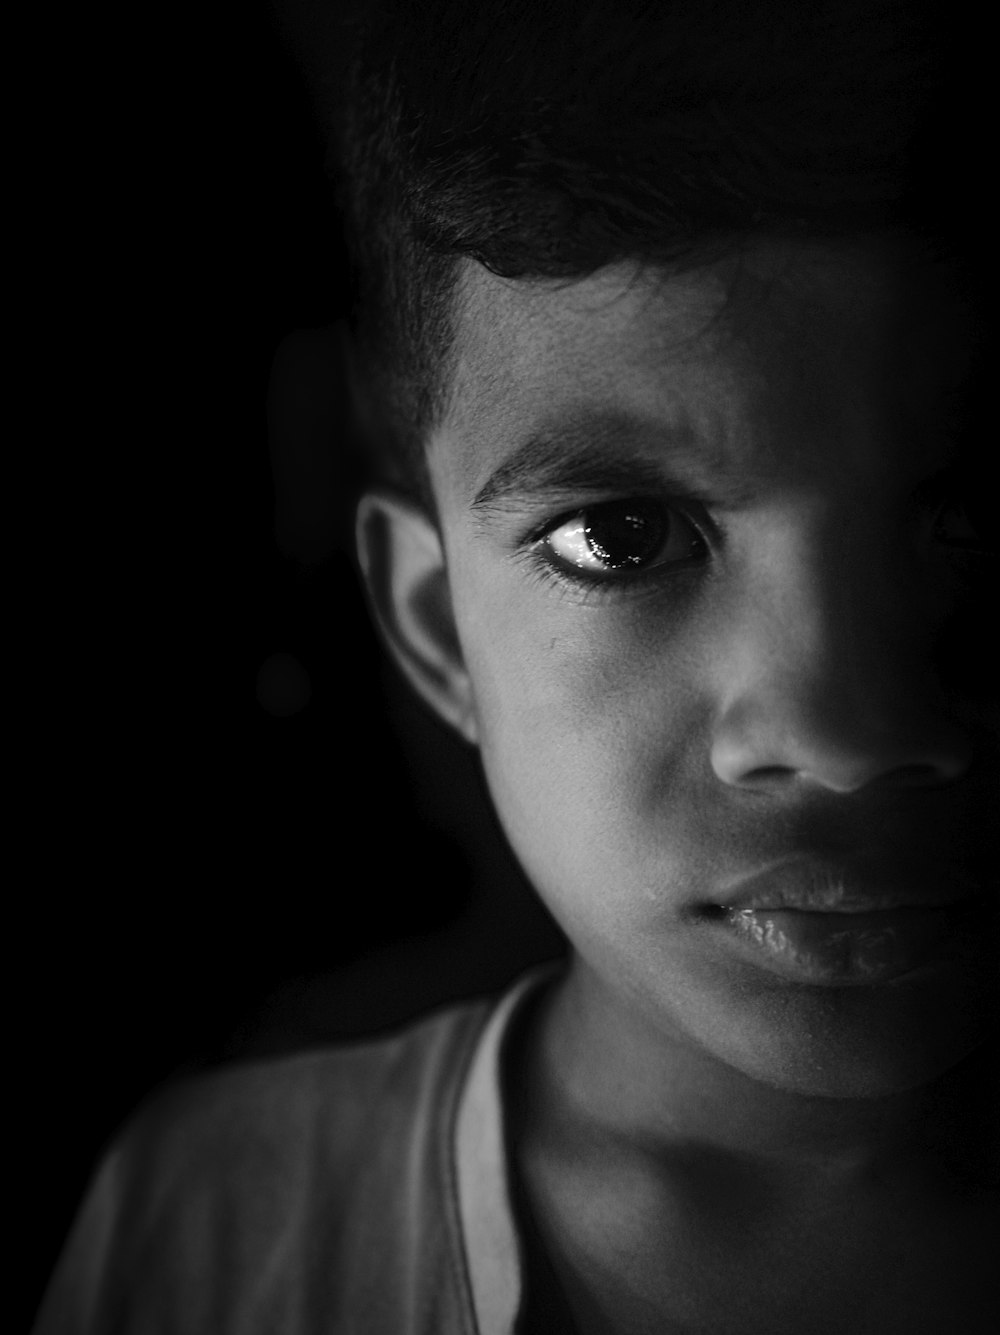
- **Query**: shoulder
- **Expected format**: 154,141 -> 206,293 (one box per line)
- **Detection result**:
102,995 -> 494,1249
35,996 -> 493,1335
128,995 -> 490,1179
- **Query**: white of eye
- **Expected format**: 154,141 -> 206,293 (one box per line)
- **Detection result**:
545,517 -> 610,571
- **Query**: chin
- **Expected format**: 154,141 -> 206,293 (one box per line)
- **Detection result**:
700,958 -> 999,1101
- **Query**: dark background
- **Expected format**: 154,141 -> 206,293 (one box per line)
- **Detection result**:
25,4 -> 562,1321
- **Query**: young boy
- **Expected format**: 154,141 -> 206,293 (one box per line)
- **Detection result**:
36,0 -> 998,1331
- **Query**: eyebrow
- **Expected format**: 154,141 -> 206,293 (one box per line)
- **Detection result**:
469,410 -> 735,521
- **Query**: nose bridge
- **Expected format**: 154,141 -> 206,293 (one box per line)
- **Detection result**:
770,506 -> 901,699
709,505 -> 971,792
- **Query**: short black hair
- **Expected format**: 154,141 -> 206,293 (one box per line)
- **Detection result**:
290,0 -> 979,507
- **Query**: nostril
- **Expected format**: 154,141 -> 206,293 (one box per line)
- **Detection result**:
741,765 -> 796,785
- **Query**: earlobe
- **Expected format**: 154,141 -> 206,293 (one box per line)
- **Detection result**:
355,490 -> 478,744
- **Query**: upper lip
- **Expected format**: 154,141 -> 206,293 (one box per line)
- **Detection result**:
715,857 -> 985,914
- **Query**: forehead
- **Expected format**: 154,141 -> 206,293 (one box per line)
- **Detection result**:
429,238 -> 973,508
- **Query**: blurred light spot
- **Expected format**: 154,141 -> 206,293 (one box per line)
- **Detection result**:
257,652 -> 312,717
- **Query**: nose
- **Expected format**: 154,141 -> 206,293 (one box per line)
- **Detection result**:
709,524 -> 973,795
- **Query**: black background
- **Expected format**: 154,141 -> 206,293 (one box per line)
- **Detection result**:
20,2 -> 999,1325
24,4 -> 562,1321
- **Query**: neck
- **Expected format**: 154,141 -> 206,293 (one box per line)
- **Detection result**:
523,960 -> 998,1199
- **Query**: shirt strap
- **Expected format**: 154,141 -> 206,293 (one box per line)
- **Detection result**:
454,965 -> 559,1335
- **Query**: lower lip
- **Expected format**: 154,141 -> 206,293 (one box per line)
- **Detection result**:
709,904 -> 970,985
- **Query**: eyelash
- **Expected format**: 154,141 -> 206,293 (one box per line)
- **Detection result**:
518,497 -> 713,598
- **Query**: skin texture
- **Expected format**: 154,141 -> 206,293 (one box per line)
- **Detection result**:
358,234 -> 998,1331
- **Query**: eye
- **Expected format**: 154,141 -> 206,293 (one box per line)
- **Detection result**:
920,467 -> 995,557
930,495 -> 993,554
540,498 -> 706,578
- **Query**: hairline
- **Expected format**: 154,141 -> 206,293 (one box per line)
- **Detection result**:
414,223 -> 941,525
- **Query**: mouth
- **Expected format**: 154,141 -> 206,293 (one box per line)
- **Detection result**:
700,858 -> 989,986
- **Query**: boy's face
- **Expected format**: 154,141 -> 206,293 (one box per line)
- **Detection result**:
420,236 -> 998,1097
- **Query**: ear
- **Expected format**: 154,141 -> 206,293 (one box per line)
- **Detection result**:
355,489 -> 478,744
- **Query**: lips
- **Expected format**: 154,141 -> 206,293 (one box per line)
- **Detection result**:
703,858 -> 989,986
716,856 -> 981,914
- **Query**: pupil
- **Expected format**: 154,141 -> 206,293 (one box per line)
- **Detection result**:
585,503 -> 665,568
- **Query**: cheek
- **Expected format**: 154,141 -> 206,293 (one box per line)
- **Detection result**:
460,590 -> 712,904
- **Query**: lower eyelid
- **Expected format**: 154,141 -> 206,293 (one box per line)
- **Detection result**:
521,546 -> 708,606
